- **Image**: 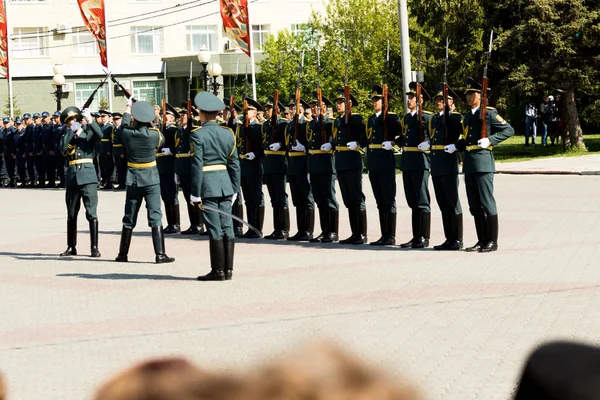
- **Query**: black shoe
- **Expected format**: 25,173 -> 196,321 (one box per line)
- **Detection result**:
320,209 -> 339,243
164,204 -> 181,234
232,201 -> 244,237
400,237 -> 429,248
60,247 -> 77,256
198,239 -> 225,281
289,208 -> 313,241
265,207 -> 289,240
466,214 -> 486,252
242,205 -> 264,238
351,234 -> 367,245
60,218 -> 78,256
400,210 -> 429,248
152,226 -> 175,263
224,237 -> 235,280
180,226 -> 200,235
89,219 -> 101,257
479,215 -> 498,253
115,227 -> 133,262
339,208 -> 358,244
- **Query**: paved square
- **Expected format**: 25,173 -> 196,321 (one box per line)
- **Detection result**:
1,173 -> 599,399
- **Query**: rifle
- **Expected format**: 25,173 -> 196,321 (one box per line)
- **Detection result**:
316,48 -> 326,143
383,40 -> 390,141
109,75 -> 136,103
344,48 -> 352,140
443,37 -> 449,143
186,61 -> 193,134
161,63 -> 167,135
293,51 -> 304,147
243,65 -> 251,153
271,51 -> 284,144
228,56 -> 240,129
480,31 -> 494,139
82,77 -> 108,110
416,39 -> 424,142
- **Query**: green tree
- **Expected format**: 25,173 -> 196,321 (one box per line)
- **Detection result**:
99,95 -> 109,111
4,95 -> 23,118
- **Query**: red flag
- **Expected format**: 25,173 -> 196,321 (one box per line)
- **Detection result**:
220,0 -> 251,57
77,0 -> 108,68
0,1 -> 9,79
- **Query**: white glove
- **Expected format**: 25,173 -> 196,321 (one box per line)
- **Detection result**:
269,142 -> 281,151
418,141 -> 430,151
382,141 -> 393,151
190,194 -> 202,203
246,152 -> 256,160
320,142 -> 332,152
81,109 -> 93,124
126,97 -> 134,107
231,192 -> 238,204
307,173 -> 310,184
71,121 -> 82,134
161,148 -> 172,156
347,141 -> 359,151
174,173 -> 180,185
478,137 -> 491,149
444,144 -> 457,154
291,140 -> 306,152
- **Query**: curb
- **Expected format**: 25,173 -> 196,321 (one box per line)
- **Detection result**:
495,170 -> 600,176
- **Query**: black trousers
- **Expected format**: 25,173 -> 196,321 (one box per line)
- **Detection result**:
100,154 -> 115,184
432,175 -> 462,214
369,168 -> 397,212
66,183 -> 98,221
402,169 -> 431,212
264,173 -> 288,208
288,174 -> 314,209
55,154 -> 65,184
27,155 -> 36,182
241,174 -> 264,207
336,168 -> 365,209
464,172 -> 497,216
4,154 -> 16,179
310,173 -> 338,210
44,153 -> 55,184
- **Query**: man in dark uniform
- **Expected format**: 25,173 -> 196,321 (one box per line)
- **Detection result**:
40,112 -> 56,188
457,77 -> 514,252
99,110 -> 115,189
262,96 -> 290,240
286,97 -> 315,241
14,119 -> 27,186
52,112 -> 66,188
114,100 -> 175,264
306,94 -> 339,243
157,107 -> 181,234
23,113 -> 36,187
1,118 -> 17,187
333,89 -> 368,245
399,82 -> 433,248
236,98 -> 265,239
32,112 -> 47,187
111,112 -> 127,190
365,85 -> 400,246
190,92 -> 241,281
175,108 -> 206,235
225,99 -> 245,237
0,118 -> 7,187
93,112 -> 103,184
59,107 -> 102,257
429,86 -> 464,250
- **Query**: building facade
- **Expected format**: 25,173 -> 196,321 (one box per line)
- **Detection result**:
1,0 -> 324,117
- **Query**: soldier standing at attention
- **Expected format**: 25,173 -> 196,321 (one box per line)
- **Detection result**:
99,110 -> 115,189
52,112 -> 66,188
32,113 -> 46,187
2,118 -> 17,187
114,100 -> 175,264
15,119 -> 27,186
190,92 -> 241,281
399,82 -> 433,249
59,107 -> 102,258
40,112 -> 56,188
23,114 -> 36,187
457,77 -> 514,252
333,89 -> 368,245
157,107 -> 181,234
307,94 -> 339,243
366,85 -> 400,246
429,87 -> 464,250
111,112 -> 126,190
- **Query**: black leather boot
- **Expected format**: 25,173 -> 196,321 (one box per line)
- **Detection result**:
60,218 -> 78,257
224,237 -> 235,280
378,211 -> 396,246
339,208 -> 358,244
289,207 -> 312,241
164,204 -> 181,234
310,208 -> 329,242
351,208 -> 367,245
197,208 -> 207,236
480,214 -> 498,252
322,209 -> 339,243
466,214 -> 486,252
401,210 -> 429,248
198,239 -> 225,281
181,203 -> 200,235
401,210 -> 421,248
232,201 -> 244,237
89,219 -> 101,257
152,226 -> 175,264
115,227 -> 132,262
418,211 -> 431,248
445,214 -> 464,251
370,210 -> 387,245
434,213 -> 452,250
265,207 -> 289,240
243,205 -> 264,238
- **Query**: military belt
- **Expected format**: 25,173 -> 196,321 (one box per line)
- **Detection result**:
203,164 -> 226,172
176,153 -> 193,158
335,147 -> 360,152
264,150 -> 286,156
402,146 -> 430,153
100,139 -> 110,142
431,145 -> 446,150
68,158 -> 93,166
239,154 -> 246,159
127,160 -> 157,168
112,144 -> 122,148
466,145 -> 493,152
368,144 -> 383,149
288,151 -> 306,157
156,153 -> 173,157
308,149 -> 333,155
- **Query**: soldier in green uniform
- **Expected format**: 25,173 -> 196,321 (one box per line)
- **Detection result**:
429,86 -> 464,250
114,100 -> 175,264
366,85 -> 400,246
157,107 -> 181,234
98,110 -> 115,189
236,98 -> 265,239
307,94 -> 339,243
333,89 -> 368,245
398,82 -> 433,248
262,96 -> 290,240
286,97 -> 315,241
111,112 -> 126,190
457,77 -> 515,252
190,92 -> 241,281
59,107 -> 102,258
175,109 -> 206,235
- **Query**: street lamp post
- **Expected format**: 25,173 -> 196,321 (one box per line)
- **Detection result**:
207,63 -> 222,96
52,63 -> 66,112
197,47 -> 211,92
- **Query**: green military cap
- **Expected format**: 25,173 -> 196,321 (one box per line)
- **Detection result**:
288,95 -> 310,109
406,82 -> 430,100
335,89 -> 359,107
433,83 -> 453,100
464,77 -> 491,94
131,101 -> 155,123
243,97 -> 264,112
112,112 -> 123,119
194,91 -> 225,112
60,106 -> 82,124
98,109 -> 111,116
165,103 -> 180,119
266,95 -> 286,111
224,98 -> 242,113
371,84 -> 396,100
309,92 -> 332,107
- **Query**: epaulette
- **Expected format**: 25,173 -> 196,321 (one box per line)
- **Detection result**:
422,110 -> 433,115
190,126 -> 201,133
220,125 -> 234,132
148,127 -> 160,132
351,113 -> 361,116
452,112 -> 462,115
388,112 -> 397,115
486,106 -> 496,110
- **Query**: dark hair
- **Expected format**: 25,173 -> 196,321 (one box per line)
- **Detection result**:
202,110 -> 219,120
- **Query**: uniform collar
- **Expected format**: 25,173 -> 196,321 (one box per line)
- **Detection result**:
375,111 -> 382,118
471,106 -> 480,115
203,121 -> 218,127
409,110 -> 417,116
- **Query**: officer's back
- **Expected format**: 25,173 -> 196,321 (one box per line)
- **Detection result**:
121,114 -> 160,187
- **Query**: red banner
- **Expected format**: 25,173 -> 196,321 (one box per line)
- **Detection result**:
220,0 -> 251,57
0,1 -> 9,79
77,0 -> 108,68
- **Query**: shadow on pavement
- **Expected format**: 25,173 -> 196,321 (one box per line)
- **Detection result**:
56,273 -> 197,281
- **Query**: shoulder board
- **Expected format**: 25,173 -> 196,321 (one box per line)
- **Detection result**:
351,113 -> 361,116
422,110 -> 433,115
191,126 -> 201,133
452,112 -> 461,115
148,127 -> 160,133
220,126 -> 234,133
388,112 -> 397,115
486,106 -> 496,110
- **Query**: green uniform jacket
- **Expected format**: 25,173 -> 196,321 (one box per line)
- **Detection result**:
307,115 -> 335,175
175,125 -> 198,176
60,121 -> 102,188
429,111 -> 463,177
190,121 -> 241,198
366,112 -> 400,171
99,122 -> 114,154
235,118 -> 263,177
461,107 -> 515,174
286,115 -> 309,176
398,111 -> 433,172
112,124 -> 125,157
121,112 -> 161,187
262,116 -> 289,175
157,123 -> 178,174
333,114 -> 366,171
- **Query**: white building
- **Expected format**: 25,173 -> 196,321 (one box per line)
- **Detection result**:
1,0 -> 325,116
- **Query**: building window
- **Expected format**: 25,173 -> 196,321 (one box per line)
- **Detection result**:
75,82 -> 109,111
291,23 -> 309,37
186,25 -> 217,52
252,25 -> 270,51
71,29 -> 98,56
12,27 -> 48,58
132,81 -> 164,105
130,26 -> 164,54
